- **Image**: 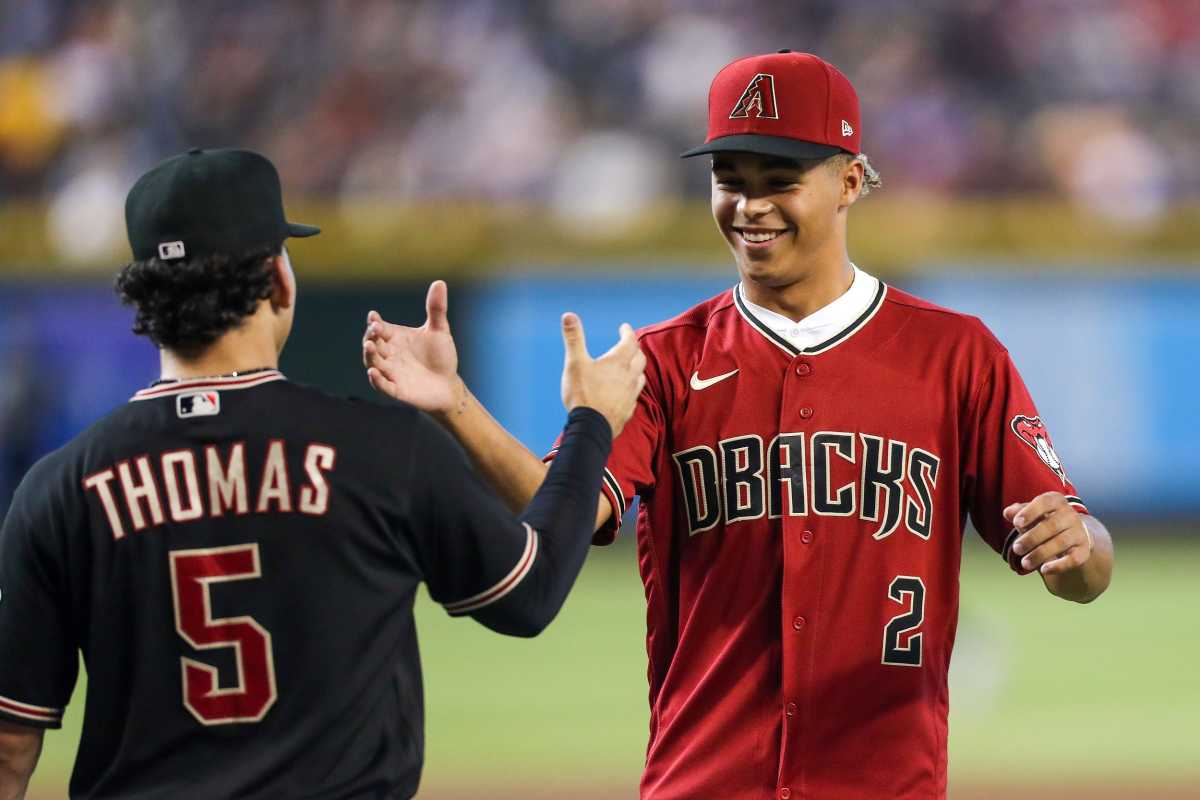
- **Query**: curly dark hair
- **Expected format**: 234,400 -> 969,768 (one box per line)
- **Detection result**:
115,243 -> 283,357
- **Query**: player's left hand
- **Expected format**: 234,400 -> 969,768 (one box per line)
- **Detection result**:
363,280 -> 463,415
1003,492 -> 1093,576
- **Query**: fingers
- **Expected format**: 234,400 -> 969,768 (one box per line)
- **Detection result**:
1016,521 -> 1074,573
561,312 -> 590,362
426,280 -> 450,332
363,340 -> 396,381
363,334 -> 393,364
1011,491 -> 1062,529
366,366 -> 399,398
1011,503 -> 1069,553
604,322 -> 638,358
1002,502 -> 1025,523
364,319 -> 393,345
1039,544 -> 1090,575
1007,494 -> 1090,573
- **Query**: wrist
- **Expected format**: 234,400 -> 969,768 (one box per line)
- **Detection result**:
567,405 -> 611,431
433,376 -> 470,426
564,406 -> 614,453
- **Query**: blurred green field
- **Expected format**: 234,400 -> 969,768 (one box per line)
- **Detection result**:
29,531 -> 1200,798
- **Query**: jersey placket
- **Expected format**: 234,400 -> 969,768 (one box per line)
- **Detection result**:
776,349 -> 823,799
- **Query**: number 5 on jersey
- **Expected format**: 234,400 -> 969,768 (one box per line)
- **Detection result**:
169,544 -> 278,724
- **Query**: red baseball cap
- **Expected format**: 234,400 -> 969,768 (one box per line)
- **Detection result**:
681,50 -> 861,161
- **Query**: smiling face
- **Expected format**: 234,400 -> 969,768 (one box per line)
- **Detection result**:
711,152 -> 861,289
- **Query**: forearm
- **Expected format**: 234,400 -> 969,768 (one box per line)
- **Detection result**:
0,721 -> 42,800
436,379 -> 612,527
474,408 -> 612,636
435,379 -> 551,514
1041,515 -> 1113,603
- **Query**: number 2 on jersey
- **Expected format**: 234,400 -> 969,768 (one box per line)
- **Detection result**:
882,575 -> 925,667
169,544 -> 277,724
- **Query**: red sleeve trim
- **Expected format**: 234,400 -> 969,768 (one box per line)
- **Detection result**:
543,449 -> 626,545
0,693 -> 62,725
443,524 -> 539,616
592,469 -> 625,546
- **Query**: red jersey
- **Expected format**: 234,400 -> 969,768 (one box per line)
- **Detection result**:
551,279 -> 1086,800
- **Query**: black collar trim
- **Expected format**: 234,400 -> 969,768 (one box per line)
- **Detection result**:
733,281 -> 887,357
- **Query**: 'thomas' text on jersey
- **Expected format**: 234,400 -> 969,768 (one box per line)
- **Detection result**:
83,441 -> 337,539
673,432 -> 939,538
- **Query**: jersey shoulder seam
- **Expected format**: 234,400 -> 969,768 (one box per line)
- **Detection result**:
637,291 -> 735,342
884,291 -> 977,320
884,291 -> 1010,353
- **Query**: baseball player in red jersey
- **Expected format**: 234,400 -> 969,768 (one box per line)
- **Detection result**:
362,51 -> 1114,800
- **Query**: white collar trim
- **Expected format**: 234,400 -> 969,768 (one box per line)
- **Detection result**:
130,370 -> 285,401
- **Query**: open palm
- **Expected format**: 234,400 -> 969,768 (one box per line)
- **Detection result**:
363,280 -> 462,413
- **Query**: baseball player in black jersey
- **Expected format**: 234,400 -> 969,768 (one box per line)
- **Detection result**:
0,149 -> 646,799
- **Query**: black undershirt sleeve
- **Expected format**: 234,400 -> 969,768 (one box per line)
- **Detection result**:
407,407 -> 612,637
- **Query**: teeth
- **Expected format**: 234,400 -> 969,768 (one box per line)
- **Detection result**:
741,230 -> 783,243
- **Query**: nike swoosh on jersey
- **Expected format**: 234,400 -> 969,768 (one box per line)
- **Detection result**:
690,369 -> 739,391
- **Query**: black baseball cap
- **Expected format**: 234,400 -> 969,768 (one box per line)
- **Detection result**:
125,148 -> 320,262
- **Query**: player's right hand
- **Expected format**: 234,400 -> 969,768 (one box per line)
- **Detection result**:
560,314 -> 646,437
363,280 -> 464,416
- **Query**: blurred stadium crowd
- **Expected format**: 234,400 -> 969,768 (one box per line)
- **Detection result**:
2,0 -> 1198,227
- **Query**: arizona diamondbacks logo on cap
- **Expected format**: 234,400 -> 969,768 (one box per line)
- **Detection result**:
729,73 -> 779,120
178,391 -> 220,419
1010,414 -> 1066,484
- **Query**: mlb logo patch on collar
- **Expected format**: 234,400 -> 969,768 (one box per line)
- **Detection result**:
178,391 -> 220,418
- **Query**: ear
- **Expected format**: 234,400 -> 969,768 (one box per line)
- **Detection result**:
839,158 -> 864,208
268,250 -> 295,311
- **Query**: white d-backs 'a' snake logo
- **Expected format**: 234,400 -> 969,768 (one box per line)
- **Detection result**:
1010,414 -> 1067,484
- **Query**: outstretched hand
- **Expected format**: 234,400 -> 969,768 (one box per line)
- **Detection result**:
560,314 -> 646,437
363,280 -> 464,415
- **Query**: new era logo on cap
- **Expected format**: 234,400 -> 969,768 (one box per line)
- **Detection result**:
177,391 -> 220,418
730,74 -> 779,120
842,120 -> 854,137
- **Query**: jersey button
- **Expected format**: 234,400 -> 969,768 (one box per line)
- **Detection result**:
795,362 -> 811,376
780,788 -> 792,799
785,701 -> 797,717
799,406 -> 813,419
801,530 -> 814,544
792,615 -> 806,631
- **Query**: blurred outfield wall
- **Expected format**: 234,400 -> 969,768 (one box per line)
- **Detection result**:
1,267 -> 1197,519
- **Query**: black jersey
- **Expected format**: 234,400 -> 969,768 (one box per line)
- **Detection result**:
0,370 -> 611,799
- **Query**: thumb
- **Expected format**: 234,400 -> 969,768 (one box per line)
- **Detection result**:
426,280 -> 450,332
561,312 -> 589,363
